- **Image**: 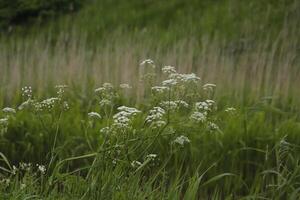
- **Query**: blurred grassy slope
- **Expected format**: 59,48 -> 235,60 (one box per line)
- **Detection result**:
3,0 -> 299,42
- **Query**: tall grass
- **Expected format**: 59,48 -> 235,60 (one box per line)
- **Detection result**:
1,29 -> 299,108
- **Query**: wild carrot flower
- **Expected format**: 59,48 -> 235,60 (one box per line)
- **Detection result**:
0,118 -> 8,125
113,106 -> 141,129
131,160 -> 142,168
145,107 -> 165,123
146,154 -> 157,160
203,83 -> 216,91
207,122 -> 219,132
162,66 -> 176,74
140,59 -> 155,66
190,112 -> 206,123
88,112 -> 101,119
36,164 -> 46,174
21,86 -> 32,99
173,135 -> 190,146
2,107 -> 16,114
18,99 -> 34,110
151,86 -> 169,93
225,107 -> 236,114
120,83 -> 132,89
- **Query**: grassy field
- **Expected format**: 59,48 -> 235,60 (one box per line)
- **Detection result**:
1,0 -> 300,199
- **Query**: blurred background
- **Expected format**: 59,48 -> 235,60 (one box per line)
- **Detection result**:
0,0 -> 299,107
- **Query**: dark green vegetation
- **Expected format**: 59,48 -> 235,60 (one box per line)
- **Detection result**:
0,0 -> 300,199
0,0 -> 83,29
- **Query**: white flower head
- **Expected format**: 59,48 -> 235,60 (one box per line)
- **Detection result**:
21,86 -> 32,99
162,79 -> 178,87
207,122 -> 219,132
145,107 -> 166,123
131,160 -> 142,168
146,154 -> 157,161
2,107 -> 16,114
225,107 -> 236,114
88,112 -> 101,119
36,164 -> 46,174
120,83 -> 132,89
173,135 -> 190,146
113,106 -> 141,129
18,99 -> 34,110
140,59 -> 155,67
180,73 -> 201,83
0,118 -> 8,125
55,85 -> 68,97
99,99 -> 112,107
162,66 -> 177,74
190,111 -> 207,123
203,83 -> 216,91
151,86 -> 169,93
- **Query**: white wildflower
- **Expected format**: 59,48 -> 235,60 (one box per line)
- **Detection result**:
162,66 -> 176,74
117,106 -> 141,115
113,106 -> 140,129
40,97 -> 59,110
2,107 -> 16,114
160,101 -> 178,110
100,127 -> 110,134
88,112 -> 101,119
131,160 -> 142,168
99,99 -> 112,107
203,83 -> 216,91
180,73 -> 201,83
120,83 -> 132,89
95,83 -> 114,93
195,100 -> 215,112
173,135 -> 190,146
225,107 -> 236,113
145,107 -> 165,123
55,85 -> 68,97
21,86 -> 32,99
0,118 -> 8,125
63,101 -> 69,111
146,154 -> 157,160
162,79 -> 178,87
18,99 -> 34,110
12,165 -> 18,175
190,112 -> 207,123
140,59 -> 155,67
207,122 -> 219,132
151,86 -> 169,93
152,120 -> 166,128
19,162 -> 32,171
36,164 -> 46,174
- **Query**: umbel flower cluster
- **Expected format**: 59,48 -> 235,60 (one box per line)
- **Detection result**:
0,60 -> 236,180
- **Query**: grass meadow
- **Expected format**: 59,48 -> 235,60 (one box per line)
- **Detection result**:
1,0 -> 300,199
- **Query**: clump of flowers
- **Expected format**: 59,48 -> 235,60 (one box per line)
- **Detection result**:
140,59 -> 155,67
159,100 -> 189,111
55,85 -> 68,98
190,111 -> 207,123
151,86 -> 169,94
225,107 -> 236,114
21,86 -> 32,99
88,112 -> 102,120
131,160 -> 142,168
112,106 -> 141,129
145,107 -> 166,128
120,83 -> 132,89
2,107 -> 16,114
173,135 -> 190,146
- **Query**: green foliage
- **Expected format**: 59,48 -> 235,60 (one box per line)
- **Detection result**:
0,64 -> 300,198
0,0 -> 84,28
